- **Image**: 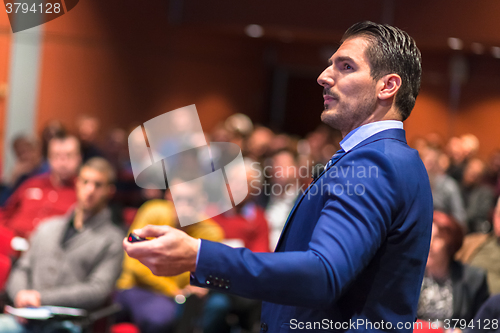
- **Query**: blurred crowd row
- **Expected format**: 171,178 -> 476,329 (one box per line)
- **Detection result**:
0,112 -> 499,332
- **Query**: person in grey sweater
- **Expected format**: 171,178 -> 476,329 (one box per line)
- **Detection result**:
0,157 -> 124,333
422,145 -> 467,228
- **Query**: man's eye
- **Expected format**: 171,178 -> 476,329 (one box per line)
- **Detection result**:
344,64 -> 353,70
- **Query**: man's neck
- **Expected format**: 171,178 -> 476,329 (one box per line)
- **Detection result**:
341,108 -> 402,138
50,173 -> 73,188
426,260 -> 450,281
73,205 -> 104,230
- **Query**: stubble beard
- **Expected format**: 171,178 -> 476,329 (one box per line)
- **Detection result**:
321,95 -> 377,134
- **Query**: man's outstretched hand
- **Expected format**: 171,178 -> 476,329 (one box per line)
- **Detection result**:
123,225 -> 199,276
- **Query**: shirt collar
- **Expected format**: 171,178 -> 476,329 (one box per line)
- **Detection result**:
340,120 -> 404,152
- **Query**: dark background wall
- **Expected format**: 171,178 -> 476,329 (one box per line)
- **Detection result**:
0,0 -> 499,159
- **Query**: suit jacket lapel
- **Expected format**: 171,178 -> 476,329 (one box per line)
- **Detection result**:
274,153 -> 347,251
274,128 -> 407,252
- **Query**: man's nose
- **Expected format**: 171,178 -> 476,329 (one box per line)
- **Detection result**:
317,68 -> 333,88
85,182 -> 96,192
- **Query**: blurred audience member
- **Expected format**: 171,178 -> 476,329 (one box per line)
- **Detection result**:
464,294 -> 500,333
245,125 -> 274,163
268,133 -> 297,156
116,183 -> 223,333
213,160 -> 270,253
462,134 -> 480,160
265,149 -> 300,250
210,123 -> 233,143
205,161 -> 268,333
0,158 -> 124,333
305,124 -> 340,166
447,136 -> 467,183
103,128 -> 128,172
77,115 -> 103,162
422,146 -> 466,227
457,198 -> 500,294
461,158 -> 495,233
0,135 -> 49,206
487,149 -> 500,197
447,134 -> 480,183
410,136 -> 429,155
425,132 -> 445,150
102,127 -> 143,207
40,120 -> 66,160
225,113 -> 253,143
418,211 -> 489,323
0,135 -> 81,239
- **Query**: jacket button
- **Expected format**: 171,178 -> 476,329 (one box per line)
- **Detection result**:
261,322 -> 268,332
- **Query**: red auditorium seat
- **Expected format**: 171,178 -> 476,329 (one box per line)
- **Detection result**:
413,319 -> 445,333
110,323 -> 140,333
122,207 -> 138,227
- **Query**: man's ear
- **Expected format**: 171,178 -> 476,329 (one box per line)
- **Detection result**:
378,74 -> 401,101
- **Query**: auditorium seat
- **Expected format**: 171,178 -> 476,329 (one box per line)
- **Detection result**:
110,323 -> 140,333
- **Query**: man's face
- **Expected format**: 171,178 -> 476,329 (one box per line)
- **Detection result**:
76,167 -> 114,213
463,159 -> 484,187
317,37 -> 379,134
48,138 -> 82,182
272,152 -> 297,186
167,181 -> 206,226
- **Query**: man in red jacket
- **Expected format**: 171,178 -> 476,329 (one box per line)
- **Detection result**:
0,134 -> 82,239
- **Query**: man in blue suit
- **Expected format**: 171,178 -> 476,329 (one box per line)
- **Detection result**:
124,21 -> 433,332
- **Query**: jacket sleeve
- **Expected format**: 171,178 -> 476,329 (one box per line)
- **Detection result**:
191,149 -> 399,308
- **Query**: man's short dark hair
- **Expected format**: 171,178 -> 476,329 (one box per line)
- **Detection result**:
48,133 -> 82,156
341,21 -> 422,121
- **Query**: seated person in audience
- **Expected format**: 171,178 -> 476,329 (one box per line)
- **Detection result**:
0,135 -> 49,206
457,198 -> 500,294
265,149 -> 301,251
213,162 -> 270,253
115,181 -> 224,333
422,146 -> 467,227
418,211 -> 489,323
205,163 -> 269,333
461,158 -> 496,233
0,134 -> 81,239
0,157 -> 124,333
447,134 -> 480,184
464,294 -> 500,333
76,115 -> 103,162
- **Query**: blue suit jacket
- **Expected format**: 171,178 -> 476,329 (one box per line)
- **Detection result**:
191,129 -> 433,332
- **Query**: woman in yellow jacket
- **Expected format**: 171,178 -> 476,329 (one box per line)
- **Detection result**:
115,198 -> 224,333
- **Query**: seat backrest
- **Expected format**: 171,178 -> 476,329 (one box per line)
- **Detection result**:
122,207 -> 138,227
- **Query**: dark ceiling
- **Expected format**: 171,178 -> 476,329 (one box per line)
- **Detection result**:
178,0 -> 500,53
